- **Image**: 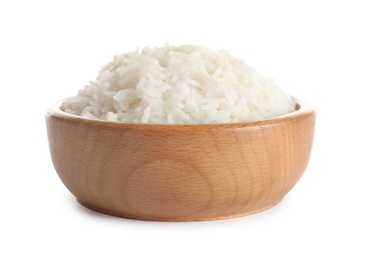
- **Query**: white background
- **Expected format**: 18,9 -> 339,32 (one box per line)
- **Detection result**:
1,0 -> 364,259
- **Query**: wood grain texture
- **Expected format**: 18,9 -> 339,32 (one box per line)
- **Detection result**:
46,99 -> 315,221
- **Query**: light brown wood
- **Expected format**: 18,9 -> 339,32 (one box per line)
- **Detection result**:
46,98 -> 315,221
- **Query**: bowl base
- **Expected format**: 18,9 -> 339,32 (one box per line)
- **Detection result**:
76,198 -> 284,222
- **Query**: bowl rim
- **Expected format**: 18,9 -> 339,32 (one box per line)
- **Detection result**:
46,97 -> 315,130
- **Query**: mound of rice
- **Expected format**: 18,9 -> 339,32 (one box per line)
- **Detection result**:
62,44 -> 295,124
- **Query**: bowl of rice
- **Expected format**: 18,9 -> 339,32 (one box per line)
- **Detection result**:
46,44 -> 315,221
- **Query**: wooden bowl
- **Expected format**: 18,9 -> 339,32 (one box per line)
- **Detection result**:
46,98 -> 315,221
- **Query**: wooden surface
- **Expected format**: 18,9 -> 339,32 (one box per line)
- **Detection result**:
46,99 -> 315,221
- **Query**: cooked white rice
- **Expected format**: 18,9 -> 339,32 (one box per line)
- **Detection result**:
62,44 -> 295,124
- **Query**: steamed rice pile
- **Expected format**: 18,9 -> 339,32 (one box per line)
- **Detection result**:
62,44 -> 295,124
